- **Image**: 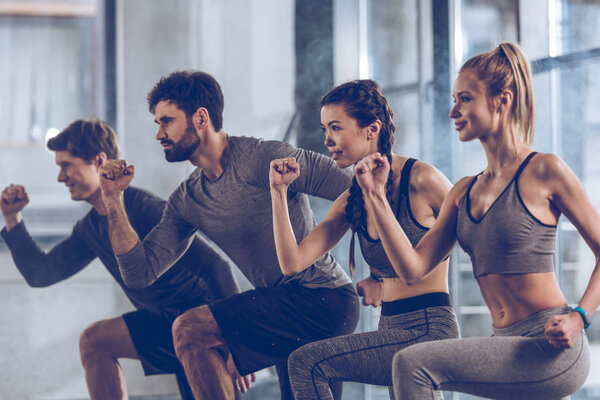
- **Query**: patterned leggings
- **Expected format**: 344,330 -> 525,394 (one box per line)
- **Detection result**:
288,293 -> 460,400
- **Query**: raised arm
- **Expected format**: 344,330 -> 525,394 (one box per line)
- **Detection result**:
269,157 -> 350,276
540,154 -> 600,346
100,160 -> 196,288
1,185 -> 94,286
256,140 -> 352,199
355,153 -> 465,285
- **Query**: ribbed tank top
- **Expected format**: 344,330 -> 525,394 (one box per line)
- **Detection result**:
357,158 -> 429,278
456,152 -> 557,278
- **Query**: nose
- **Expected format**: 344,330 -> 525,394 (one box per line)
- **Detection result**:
323,131 -> 334,147
57,169 -> 66,183
448,103 -> 460,119
155,126 -> 166,141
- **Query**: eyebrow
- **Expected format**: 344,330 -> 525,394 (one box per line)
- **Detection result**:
154,116 -> 174,124
325,120 -> 341,126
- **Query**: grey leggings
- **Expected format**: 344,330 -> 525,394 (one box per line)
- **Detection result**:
288,294 -> 459,400
392,306 -> 590,400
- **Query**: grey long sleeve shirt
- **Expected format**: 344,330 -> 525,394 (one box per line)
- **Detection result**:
1,187 -> 240,314
118,136 -> 353,289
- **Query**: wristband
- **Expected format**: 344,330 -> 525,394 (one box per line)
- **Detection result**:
572,306 -> 591,329
370,272 -> 384,282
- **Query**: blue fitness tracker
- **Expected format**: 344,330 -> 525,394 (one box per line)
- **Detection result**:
572,306 -> 591,329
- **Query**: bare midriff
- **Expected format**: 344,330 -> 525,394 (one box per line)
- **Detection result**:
477,271 -> 567,328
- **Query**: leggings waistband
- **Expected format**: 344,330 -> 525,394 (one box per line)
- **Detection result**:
381,292 -> 451,316
493,305 -> 572,337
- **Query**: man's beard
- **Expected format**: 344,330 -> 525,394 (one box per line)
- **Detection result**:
162,121 -> 200,162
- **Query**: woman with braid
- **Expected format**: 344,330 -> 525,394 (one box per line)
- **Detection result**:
268,79 -> 459,399
371,42 -> 595,399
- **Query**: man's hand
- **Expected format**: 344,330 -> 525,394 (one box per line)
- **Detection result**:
269,157 -> 300,190
226,354 -> 257,393
1,184 -> 29,230
1,184 -> 29,216
544,312 -> 584,349
99,160 -> 135,197
356,275 -> 384,307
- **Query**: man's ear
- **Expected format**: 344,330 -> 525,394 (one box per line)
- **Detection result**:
95,152 -> 108,167
193,107 -> 210,130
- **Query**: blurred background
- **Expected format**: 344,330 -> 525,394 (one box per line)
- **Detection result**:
0,0 -> 599,399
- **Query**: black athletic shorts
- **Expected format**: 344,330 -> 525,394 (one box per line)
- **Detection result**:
209,281 -> 359,375
122,309 -> 182,376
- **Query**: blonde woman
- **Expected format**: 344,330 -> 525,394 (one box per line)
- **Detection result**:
359,42 -> 598,399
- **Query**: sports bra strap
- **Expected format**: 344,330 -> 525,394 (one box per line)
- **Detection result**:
399,158 -> 417,196
514,151 -> 538,181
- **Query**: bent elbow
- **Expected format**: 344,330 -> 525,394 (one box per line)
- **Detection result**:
122,273 -> 156,289
281,267 -> 300,277
279,261 -> 303,277
27,278 -> 51,288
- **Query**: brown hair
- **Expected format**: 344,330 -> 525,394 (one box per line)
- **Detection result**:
320,79 -> 396,275
147,70 -> 225,131
47,119 -> 119,162
460,42 -> 535,146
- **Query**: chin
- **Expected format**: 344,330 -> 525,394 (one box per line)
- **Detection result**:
334,159 -> 352,169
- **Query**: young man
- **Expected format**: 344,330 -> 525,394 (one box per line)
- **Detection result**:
0,119 -> 240,400
99,71 -> 360,400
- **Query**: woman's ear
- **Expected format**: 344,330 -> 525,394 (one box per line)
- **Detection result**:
498,89 -> 513,112
366,120 -> 382,141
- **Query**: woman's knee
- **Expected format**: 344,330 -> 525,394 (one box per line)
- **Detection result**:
288,342 -> 330,381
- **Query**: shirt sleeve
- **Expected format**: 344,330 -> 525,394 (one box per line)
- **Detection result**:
255,140 -> 353,200
116,189 -> 198,288
0,221 -> 95,287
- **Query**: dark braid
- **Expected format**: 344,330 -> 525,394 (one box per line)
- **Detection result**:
320,79 -> 396,276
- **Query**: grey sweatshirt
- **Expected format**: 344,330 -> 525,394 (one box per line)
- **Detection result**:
1,187 -> 239,314
117,136 -> 353,289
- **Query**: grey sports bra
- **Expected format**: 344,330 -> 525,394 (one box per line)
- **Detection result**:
357,158 -> 429,278
456,152 -> 557,278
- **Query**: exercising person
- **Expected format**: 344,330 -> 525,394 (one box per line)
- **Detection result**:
0,119 -> 240,399
374,42 -> 595,399
98,71 -> 359,400
269,79 -> 459,399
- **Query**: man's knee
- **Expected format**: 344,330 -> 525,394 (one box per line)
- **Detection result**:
172,305 -> 219,356
79,321 -> 112,364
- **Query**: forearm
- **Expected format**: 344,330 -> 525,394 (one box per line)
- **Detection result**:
363,188 -> 428,284
1,222 -> 91,286
576,258 -> 600,318
271,186 -> 305,276
103,193 -> 140,255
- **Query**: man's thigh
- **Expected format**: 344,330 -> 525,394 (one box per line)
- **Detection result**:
122,309 -> 185,375
81,315 -> 139,360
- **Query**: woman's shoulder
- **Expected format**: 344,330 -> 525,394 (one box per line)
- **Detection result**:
524,151 -> 568,180
404,158 -> 453,197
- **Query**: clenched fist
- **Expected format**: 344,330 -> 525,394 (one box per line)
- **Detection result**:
1,184 -> 29,217
99,159 -> 135,197
269,157 -> 300,189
